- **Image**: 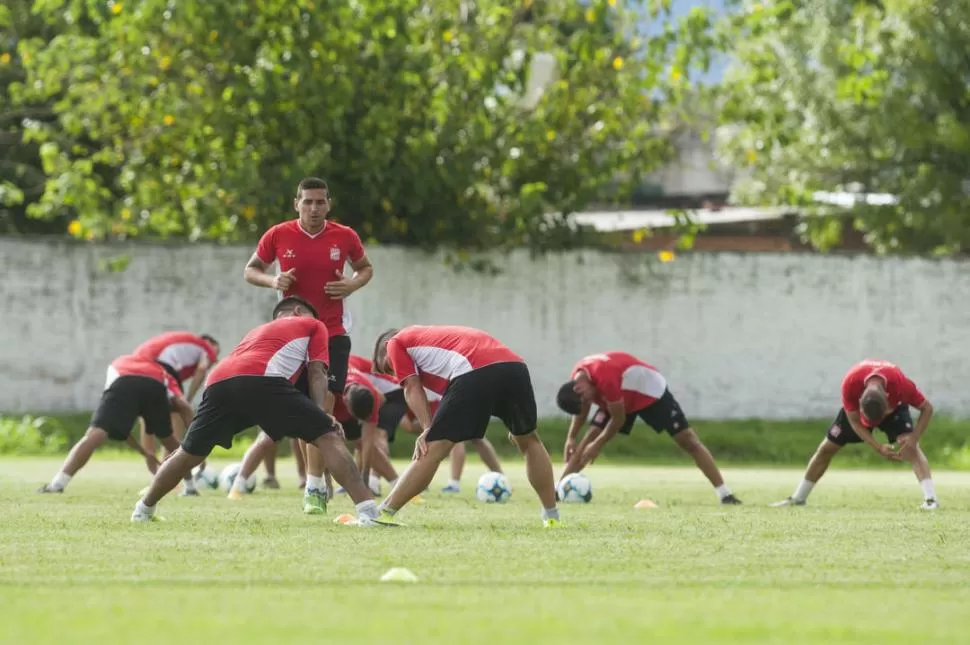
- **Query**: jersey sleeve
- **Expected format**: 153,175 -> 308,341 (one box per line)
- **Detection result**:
255,227 -> 277,264
386,337 -> 417,381
841,376 -> 861,412
199,339 -> 218,364
347,229 -> 365,263
899,375 -> 927,408
307,320 -> 331,368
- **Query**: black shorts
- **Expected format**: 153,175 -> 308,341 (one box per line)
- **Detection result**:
590,389 -> 689,436
328,334 -> 351,394
91,376 -> 172,441
378,389 -> 407,443
156,360 -> 184,393
427,362 -> 537,444
826,406 -> 914,446
181,376 -> 337,457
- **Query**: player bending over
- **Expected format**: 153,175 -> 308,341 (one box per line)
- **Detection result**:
772,359 -> 937,510
131,297 -> 381,524
38,355 -> 194,493
556,352 -> 741,505
370,325 -> 560,527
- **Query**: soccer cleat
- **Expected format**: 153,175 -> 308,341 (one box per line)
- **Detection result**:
179,487 -> 200,497
543,518 -> 563,528
721,494 -> 743,505
303,489 -> 328,515
920,499 -> 939,510
130,511 -> 164,523
227,487 -> 244,501
334,486 -> 348,495
262,476 -> 280,490
441,484 -> 461,494
371,510 -> 406,527
36,484 -> 63,494
770,496 -> 806,507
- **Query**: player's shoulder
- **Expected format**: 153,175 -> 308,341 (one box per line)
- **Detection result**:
326,220 -> 360,237
262,219 -> 300,237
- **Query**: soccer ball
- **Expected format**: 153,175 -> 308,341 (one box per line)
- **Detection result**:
557,473 -> 592,503
219,463 -> 256,493
194,466 -> 220,490
476,471 -> 512,503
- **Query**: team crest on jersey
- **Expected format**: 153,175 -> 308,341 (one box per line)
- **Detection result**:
329,245 -> 341,261
283,249 -> 296,258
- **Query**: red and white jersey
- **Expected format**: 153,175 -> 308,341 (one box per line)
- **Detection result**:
106,355 -> 181,400
333,368 -> 382,423
385,325 -> 523,396
573,352 -> 668,413
207,317 -> 330,386
841,360 -> 926,427
133,332 -> 218,381
255,219 -> 365,336
349,354 -> 402,394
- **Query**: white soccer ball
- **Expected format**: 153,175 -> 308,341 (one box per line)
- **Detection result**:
219,463 -> 256,493
557,473 -> 593,503
476,471 -> 512,503
195,466 -> 220,490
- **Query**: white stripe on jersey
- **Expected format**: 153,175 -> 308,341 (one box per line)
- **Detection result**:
158,342 -> 206,371
366,373 -> 402,394
104,365 -> 120,390
621,364 -> 667,398
406,346 -> 474,381
264,337 -> 311,380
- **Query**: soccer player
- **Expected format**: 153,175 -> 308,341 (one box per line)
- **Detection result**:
243,176 -> 373,512
772,359 -> 937,509
370,325 -> 561,527
556,352 -> 741,505
38,354 -> 194,493
133,331 -> 220,493
347,354 -> 406,491
330,368 -> 400,490
131,296 -> 382,524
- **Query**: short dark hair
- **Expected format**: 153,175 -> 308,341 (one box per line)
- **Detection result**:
200,334 -> 218,347
347,386 -> 376,421
860,390 -> 887,424
272,295 -> 318,320
372,328 -> 399,373
296,177 -> 330,198
556,381 -> 582,415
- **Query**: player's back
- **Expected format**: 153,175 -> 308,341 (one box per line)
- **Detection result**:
396,325 -> 523,369
208,317 -> 328,385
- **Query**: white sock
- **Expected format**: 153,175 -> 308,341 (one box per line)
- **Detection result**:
715,484 -> 732,500
356,499 -> 379,520
541,506 -> 560,521
50,472 -> 72,491
447,479 -> 460,489
920,478 -> 936,501
231,474 -> 249,492
793,479 -> 815,502
135,500 -> 154,515
306,475 -> 323,492
183,476 -> 197,491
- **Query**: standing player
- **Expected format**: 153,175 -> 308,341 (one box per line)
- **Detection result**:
133,331 -> 219,493
38,354 -> 194,493
243,177 -> 373,513
132,296 -> 381,524
772,359 -> 937,509
556,352 -> 741,504
370,325 -> 561,527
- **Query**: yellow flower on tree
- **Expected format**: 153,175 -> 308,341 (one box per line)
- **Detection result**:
163,114 -> 175,126
111,3 -> 123,15
545,130 -> 557,142
443,30 -> 454,42
585,8 -> 596,23
0,53 -> 11,66
658,250 -> 676,263
632,229 -> 646,243
612,57 -> 624,71
67,220 -> 82,236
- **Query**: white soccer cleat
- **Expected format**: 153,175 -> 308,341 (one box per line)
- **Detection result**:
130,510 -> 162,523
920,499 -> 939,510
770,497 -> 806,507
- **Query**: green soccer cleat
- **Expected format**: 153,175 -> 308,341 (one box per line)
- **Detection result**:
543,518 -> 563,528
371,510 -> 406,527
130,511 -> 165,523
303,489 -> 328,515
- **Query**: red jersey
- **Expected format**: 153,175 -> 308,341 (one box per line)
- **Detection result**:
255,219 -> 365,336
207,317 -> 330,386
349,354 -> 402,394
573,352 -> 668,413
841,360 -> 926,427
333,368 -> 382,423
133,332 -> 218,381
385,325 -> 523,396
106,355 -> 181,399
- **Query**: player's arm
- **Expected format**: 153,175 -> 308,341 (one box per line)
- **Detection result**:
359,420 -> 379,479
184,354 -> 212,402
911,400 -> 933,440
578,401 -> 625,465
347,254 -> 373,291
170,395 -> 194,431
244,253 -> 295,291
564,400 -> 591,461
845,409 -> 899,459
125,435 -> 160,472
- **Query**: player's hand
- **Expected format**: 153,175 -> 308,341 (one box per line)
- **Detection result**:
877,443 -> 901,460
897,434 -> 919,460
413,430 -> 430,460
563,439 -> 576,462
144,454 -> 161,472
272,268 -> 296,291
324,270 -> 356,299
331,419 -> 345,439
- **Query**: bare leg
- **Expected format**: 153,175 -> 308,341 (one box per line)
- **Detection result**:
381,441 -> 454,512
239,432 -> 277,480
470,438 -> 503,473
510,432 -> 557,509
309,433 -> 374,504
672,428 -> 725,487
61,427 -> 110,476
142,448 -> 205,506
139,418 -> 156,457
450,442 -> 467,480
804,439 -> 842,483
291,438 -> 307,487
900,436 -> 935,504
263,439 -> 278,478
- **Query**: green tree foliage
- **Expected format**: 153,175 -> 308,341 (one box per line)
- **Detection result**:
717,0 -> 970,255
16,0 -> 716,249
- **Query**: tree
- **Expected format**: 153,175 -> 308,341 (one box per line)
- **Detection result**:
18,0 -> 717,250
716,0 -> 970,255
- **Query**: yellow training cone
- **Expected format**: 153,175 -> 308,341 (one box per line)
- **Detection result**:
380,567 -> 419,583
333,513 -> 356,525
634,499 -> 659,509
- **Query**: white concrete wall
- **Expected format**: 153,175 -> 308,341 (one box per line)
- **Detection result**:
3,237 -> 970,419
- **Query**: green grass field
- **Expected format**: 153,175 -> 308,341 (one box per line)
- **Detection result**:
2,458 -> 969,644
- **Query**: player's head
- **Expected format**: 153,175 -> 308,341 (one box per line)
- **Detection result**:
345,384 -> 377,422
372,329 -> 400,374
860,386 -> 890,425
200,334 -> 220,356
293,177 -> 332,227
556,381 -> 584,415
273,295 -> 319,320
